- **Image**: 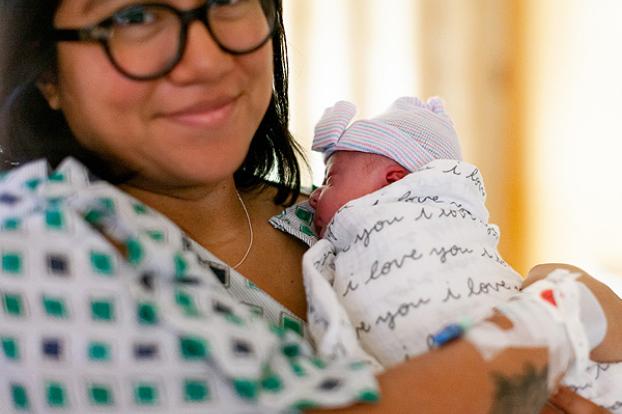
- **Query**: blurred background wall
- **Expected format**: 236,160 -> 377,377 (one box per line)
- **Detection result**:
283,0 -> 622,288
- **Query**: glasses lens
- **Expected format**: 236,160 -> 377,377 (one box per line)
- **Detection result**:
208,0 -> 276,53
107,5 -> 181,78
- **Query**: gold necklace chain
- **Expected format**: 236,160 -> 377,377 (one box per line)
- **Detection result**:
232,191 -> 253,269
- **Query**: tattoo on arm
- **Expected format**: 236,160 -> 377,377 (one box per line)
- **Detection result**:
489,364 -> 549,414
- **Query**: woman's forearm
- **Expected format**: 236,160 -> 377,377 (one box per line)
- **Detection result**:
308,339 -> 549,414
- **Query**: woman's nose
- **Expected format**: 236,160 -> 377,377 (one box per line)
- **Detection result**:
168,21 -> 235,84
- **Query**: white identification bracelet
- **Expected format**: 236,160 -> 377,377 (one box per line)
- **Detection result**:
465,269 -> 606,391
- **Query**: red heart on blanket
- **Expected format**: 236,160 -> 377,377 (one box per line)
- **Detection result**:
540,289 -> 557,307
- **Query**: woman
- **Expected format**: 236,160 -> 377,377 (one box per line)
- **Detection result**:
0,1 -> 620,412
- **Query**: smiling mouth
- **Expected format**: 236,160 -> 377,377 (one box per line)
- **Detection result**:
161,96 -> 238,128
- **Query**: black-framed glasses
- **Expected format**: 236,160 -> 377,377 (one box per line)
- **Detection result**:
52,0 -> 277,81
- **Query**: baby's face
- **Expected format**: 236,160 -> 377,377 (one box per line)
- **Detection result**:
309,151 -> 388,237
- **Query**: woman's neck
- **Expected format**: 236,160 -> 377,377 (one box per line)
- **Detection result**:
119,179 -> 310,319
118,179 -> 251,259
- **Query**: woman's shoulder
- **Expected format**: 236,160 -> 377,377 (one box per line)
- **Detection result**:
0,157 -> 175,251
0,159 -> 60,231
246,179 -> 310,204
243,180 -> 309,222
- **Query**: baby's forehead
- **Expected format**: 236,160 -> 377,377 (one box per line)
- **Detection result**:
329,151 -> 381,164
325,151 -> 368,172
328,151 -> 398,171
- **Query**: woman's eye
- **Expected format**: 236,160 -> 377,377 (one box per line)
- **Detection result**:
113,6 -> 157,26
212,0 -> 242,5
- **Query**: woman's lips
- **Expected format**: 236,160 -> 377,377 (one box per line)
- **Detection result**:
160,96 -> 238,128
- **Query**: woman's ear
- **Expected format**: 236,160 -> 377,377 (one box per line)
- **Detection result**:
385,165 -> 408,184
36,73 -> 61,110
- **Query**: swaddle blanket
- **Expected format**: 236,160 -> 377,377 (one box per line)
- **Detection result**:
303,159 -> 523,370
301,159 -> 622,412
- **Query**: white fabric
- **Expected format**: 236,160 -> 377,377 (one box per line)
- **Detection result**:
575,281 -> 607,350
303,159 -> 522,369
467,270 -> 622,411
466,270 -> 584,391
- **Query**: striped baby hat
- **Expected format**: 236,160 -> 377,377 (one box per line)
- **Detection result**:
312,96 -> 462,172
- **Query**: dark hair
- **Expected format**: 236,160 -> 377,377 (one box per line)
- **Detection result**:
0,0 -> 305,206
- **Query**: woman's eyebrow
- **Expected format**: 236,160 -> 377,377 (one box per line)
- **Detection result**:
82,0 -> 124,14
83,0 -> 105,13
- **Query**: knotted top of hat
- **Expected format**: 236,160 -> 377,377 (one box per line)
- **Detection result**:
312,96 -> 462,172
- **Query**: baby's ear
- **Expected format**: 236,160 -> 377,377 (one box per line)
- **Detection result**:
385,165 -> 408,184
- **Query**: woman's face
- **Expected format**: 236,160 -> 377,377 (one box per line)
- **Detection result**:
50,0 -> 274,191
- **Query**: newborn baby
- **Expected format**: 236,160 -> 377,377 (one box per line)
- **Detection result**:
304,96 -> 523,370
302,98 -> 622,413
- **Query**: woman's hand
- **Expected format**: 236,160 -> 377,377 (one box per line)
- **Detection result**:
523,263 -> 622,362
540,387 -> 612,413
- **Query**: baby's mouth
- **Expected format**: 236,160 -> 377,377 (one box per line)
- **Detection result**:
313,219 -> 324,238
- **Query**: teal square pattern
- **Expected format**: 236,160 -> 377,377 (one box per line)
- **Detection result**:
90,251 -> 115,275
1,337 -> 19,360
88,383 -> 114,406
2,252 -> 22,274
90,299 -> 114,321
132,203 -> 148,215
184,379 -> 210,402
46,382 -> 67,408
146,230 -> 164,242
3,293 -> 24,317
11,383 -> 29,410
88,341 -> 111,362
295,207 -> 313,224
49,172 -> 65,182
45,209 -> 65,230
179,336 -> 208,360
134,382 -> 158,406
175,289 -> 198,316
281,312 -> 304,337
137,302 -> 159,325
43,296 -> 68,318
2,218 -> 21,231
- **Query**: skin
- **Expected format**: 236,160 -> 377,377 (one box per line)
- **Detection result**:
41,1 -> 621,411
546,387 -> 613,413
46,0 -> 309,318
309,151 -> 407,237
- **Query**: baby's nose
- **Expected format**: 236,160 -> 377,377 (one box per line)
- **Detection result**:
309,187 -> 321,209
